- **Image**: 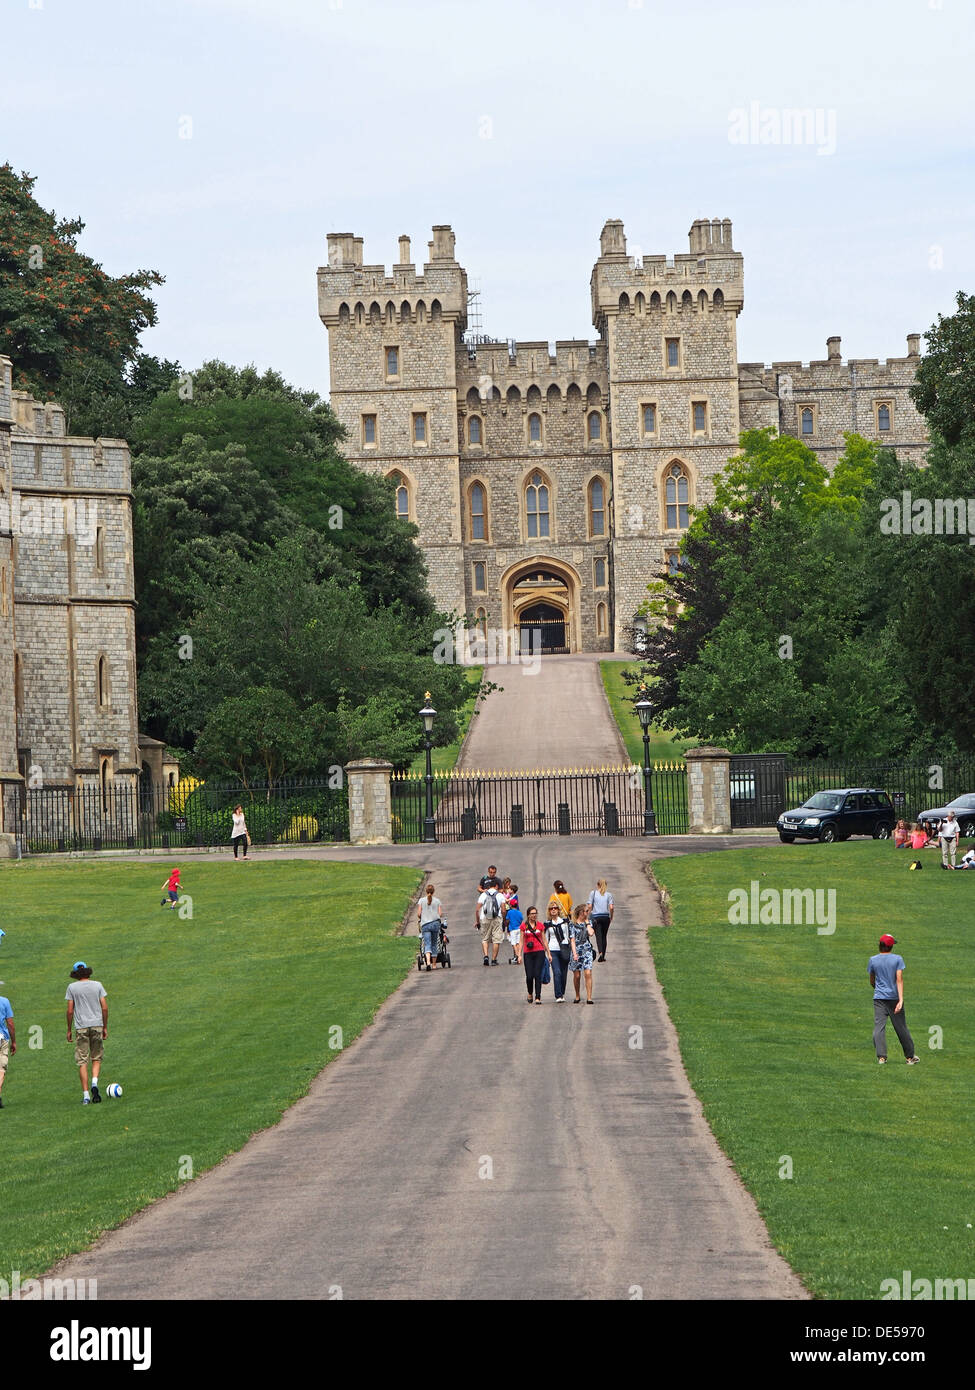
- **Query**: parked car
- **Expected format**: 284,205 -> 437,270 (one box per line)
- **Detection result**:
917,794 -> 975,838
777,788 -> 895,844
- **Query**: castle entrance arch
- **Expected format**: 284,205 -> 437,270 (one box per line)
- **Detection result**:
501,558 -> 580,655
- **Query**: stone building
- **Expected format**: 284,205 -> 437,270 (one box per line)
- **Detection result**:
318,218 -> 929,654
0,354 -> 141,848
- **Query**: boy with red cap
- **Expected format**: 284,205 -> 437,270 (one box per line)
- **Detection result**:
869,934 -> 920,1065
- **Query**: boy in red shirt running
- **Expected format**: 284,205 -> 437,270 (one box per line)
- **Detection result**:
160,867 -> 181,910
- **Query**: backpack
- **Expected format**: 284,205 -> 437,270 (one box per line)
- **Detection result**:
480,891 -> 501,924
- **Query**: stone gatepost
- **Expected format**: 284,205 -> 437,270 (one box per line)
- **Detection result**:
345,759 -> 394,845
685,747 -> 732,834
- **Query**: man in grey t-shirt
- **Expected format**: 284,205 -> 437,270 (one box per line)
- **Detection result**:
65,961 -> 108,1105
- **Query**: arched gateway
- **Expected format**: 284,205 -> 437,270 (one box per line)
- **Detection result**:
500,558 -> 580,655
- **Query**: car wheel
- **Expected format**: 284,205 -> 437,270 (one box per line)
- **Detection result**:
873,822 -> 891,840
820,823 -> 837,843
779,832 -> 795,843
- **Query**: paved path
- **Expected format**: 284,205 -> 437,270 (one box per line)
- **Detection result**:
52,837 -> 806,1300
460,652 -> 629,771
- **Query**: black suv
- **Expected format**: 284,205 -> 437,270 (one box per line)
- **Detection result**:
917,794 -> 975,838
777,789 -> 895,844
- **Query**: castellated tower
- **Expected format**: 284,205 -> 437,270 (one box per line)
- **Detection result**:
317,227 -> 468,619
593,218 -> 744,648
0,354 -> 140,849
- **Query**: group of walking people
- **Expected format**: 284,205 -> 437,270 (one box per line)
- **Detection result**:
473,866 -> 615,1004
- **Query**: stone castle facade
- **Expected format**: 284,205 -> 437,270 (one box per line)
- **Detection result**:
0,354 -> 141,844
321,217 -> 929,654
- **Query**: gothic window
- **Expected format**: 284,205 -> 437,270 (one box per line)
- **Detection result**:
528,412 -> 542,445
587,411 -> 602,442
594,557 -> 607,589
468,415 -> 482,445
385,346 -> 399,380
362,414 -> 377,447
475,607 -> 488,639
389,471 -> 410,520
692,401 -> 707,433
469,482 -> 487,541
801,407 -> 814,436
588,478 -> 606,537
642,403 -> 657,435
412,412 -> 427,444
664,463 -> 690,530
473,561 -> 486,593
95,526 -> 105,574
665,548 -> 687,576
526,472 -> 550,539
666,338 -> 680,368
596,602 -> 607,637
877,402 -> 892,432
14,652 -> 23,713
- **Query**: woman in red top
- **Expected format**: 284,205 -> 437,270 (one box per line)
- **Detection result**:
520,906 -> 551,1005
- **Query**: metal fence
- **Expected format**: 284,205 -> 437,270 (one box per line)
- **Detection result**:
391,763 -> 688,842
17,779 -> 350,854
784,758 -> 975,827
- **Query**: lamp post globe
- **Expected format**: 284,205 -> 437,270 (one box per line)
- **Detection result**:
634,687 -> 657,836
420,693 -> 437,843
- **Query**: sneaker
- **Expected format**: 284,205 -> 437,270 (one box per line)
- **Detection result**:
907,1056 -> 920,1065
877,1057 -> 887,1064
482,957 -> 490,967
491,959 -> 498,967
91,1085 -> 102,1103
82,1096 -> 91,1105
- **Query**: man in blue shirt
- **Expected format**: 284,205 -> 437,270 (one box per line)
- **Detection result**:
869,934 -> 919,1065
0,983 -> 15,1108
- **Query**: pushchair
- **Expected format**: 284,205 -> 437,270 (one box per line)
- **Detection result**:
417,917 -> 451,970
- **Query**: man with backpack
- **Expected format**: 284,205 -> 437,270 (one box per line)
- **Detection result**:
475,883 -> 507,966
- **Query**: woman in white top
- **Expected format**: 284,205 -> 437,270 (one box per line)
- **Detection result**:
417,884 -> 444,972
587,879 -> 614,961
231,805 -> 250,860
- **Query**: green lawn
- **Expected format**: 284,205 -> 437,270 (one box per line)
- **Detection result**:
650,842 -> 974,1299
599,660 -> 693,765
0,858 -> 420,1277
408,666 -> 483,775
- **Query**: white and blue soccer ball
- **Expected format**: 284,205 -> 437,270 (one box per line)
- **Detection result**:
106,1083 -> 123,1099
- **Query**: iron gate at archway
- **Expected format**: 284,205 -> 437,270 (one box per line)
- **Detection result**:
391,764 -> 688,841
729,754 -> 787,828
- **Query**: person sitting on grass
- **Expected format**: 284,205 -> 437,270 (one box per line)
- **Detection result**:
893,819 -> 909,848
957,847 -> 975,869
909,823 -> 928,851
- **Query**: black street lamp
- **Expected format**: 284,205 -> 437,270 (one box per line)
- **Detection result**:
420,692 -> 437,843
634,685 -> 657,836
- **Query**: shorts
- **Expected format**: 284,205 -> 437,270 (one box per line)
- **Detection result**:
479,918 -> 505,945
74,1027 -> 104,1067
168,890 -> 179,903
0,1038 -> 8,1071
508,928 -> 522,946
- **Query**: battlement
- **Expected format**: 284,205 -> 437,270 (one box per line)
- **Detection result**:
741,333 -> 924,386
456,336 -> 609,404
318,225 -> 468,329
591,219 -> 744,331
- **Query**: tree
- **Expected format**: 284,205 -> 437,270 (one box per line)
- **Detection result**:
910,291 -> 975,448
0,163 -> 164,423
195,687 -> 319,785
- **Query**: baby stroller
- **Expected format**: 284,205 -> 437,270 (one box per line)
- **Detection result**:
417,918 -> 451,970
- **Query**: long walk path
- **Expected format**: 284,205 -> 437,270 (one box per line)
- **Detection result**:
52,837 -> 805,1300
459,652 -> 629,771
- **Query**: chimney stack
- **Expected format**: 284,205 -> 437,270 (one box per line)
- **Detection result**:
398,235 -> 411,264
907,333 -> 921,357
827,335 -> 842,362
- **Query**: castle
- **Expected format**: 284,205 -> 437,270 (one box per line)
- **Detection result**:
318,218 -> 929,653
0,355 -> 142,847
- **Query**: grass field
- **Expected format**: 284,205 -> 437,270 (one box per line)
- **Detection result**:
0,858 -> 420,1277
599,660 -> 693,765
650,841 -> 975,1299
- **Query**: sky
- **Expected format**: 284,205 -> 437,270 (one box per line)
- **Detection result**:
3,0 -> 974,395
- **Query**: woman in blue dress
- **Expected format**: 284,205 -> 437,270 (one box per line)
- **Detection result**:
568,905 -> 598,1003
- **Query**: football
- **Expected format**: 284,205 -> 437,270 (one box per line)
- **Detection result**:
106,1083 -> 123,1099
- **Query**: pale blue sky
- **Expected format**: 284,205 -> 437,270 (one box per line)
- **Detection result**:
4,0 -> 973,393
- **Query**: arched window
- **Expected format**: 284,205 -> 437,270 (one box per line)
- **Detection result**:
389,471 -> 410,520
664,463 -> 690,530
95,526 -> 105,574
97,655 -> 111,707
0,565 -> 7,618
801,407 -> 814,436
587,411 -> 602,442
469,482 -> 487,541
596,602 -> 607,637
877,403 -> 891,432
101,756 -> 110,813
468,415 -> 482,445
475,607 -> 488,639
588,478 -> 606,537
14,651 -> 22,713
526,472 -> 550,539
473,561 -> 486,593
528,412 -> 542,444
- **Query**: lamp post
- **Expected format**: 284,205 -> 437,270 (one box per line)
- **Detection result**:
420,692 -> 437,843
635,685 -> 657,836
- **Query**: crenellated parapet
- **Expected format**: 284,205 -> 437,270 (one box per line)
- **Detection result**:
318,225 -> 468,331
